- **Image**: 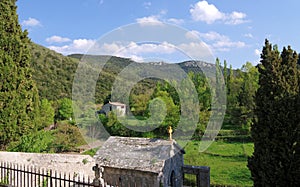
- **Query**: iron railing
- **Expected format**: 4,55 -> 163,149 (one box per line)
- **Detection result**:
0,162 -> 98,187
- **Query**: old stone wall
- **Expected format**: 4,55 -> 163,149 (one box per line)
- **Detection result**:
162,151 -> 184,187
102,167 -> 159,187
0,151 -> 95,178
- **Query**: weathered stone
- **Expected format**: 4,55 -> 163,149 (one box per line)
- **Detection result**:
94,136 -> 185,187
0,151 -> 95,178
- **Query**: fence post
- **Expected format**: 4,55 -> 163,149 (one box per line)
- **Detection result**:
183,165 -> 210,187
197,166 -> 210,187
92,164 -> 102,187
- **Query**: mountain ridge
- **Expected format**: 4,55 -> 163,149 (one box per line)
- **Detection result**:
29,42 -> 218,103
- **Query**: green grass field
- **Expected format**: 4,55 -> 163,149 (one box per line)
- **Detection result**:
184,141 -> 254,187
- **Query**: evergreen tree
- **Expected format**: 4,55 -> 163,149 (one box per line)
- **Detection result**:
0,0 -> 40,149
248,39 -> 300,186
223,60 -> 228,85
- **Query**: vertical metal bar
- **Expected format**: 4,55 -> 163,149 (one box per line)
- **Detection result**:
49,169 -> 52,187
2,162 -> 5,184
13,163 -> 16,187
54,170 -> 57,187
8,162 -> 11,185
38,167 -> 40,187
1,162 -> 3,180
26,165 -> 29,187
20,164 -> 22,187
68,173 -> 70,187
35,167 -> 37,187
16,163 -> 19,187
0,162 -> 2,181
30,165 -> 32,187
64,172 -> 66,187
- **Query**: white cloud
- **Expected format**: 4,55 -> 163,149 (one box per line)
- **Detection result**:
252,49 -> 261,65
128,55 -> 144,62
143,2 -> 151,9
192,31 -> 246,52
22,17 -> 41,27
46,36 -> 71,43
167,18 -> 184,25
177,42 -> 212,60
48,39 -> 96,55
212,40 -> 245,51
244,33 -> 254,38
114,41 -> 176,56
190,1 -> 247,25
198,31 -> 227,41
225,11 -> 247,25
190,1 -> 224,24
136,16 -> 164,26
185,30 -> 201,40
47,38 -> 213,62
136,9 -> 184,26
254,49 -> 261,56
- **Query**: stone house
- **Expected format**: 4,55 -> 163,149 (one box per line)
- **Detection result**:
94,136 -> 185,187
101,101 -> 126,116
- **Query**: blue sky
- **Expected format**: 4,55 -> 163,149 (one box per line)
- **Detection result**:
16,0 -> 300,68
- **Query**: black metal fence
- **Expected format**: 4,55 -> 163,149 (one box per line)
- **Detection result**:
0,162 -> 210,187
0,162 -> 99,187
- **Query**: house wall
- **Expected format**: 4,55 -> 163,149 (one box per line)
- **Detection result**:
161,152 -> 184,187
101,104 -> 126,116
114,105 -> 126,116
102,167 -> 160,187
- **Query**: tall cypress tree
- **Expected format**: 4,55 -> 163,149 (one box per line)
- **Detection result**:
0,0 -> 40,149
248,39 -> 300,186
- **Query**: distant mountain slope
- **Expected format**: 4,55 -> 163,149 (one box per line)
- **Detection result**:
29,43 -> 217,103
29,43 -> 79,100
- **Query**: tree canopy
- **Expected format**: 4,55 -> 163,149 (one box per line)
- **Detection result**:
248,39 -> 300,186
0,0 -> 40,149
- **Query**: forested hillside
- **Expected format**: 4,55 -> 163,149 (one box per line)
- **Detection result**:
27,42 -> 259,140
29,43 -> 78,100
1,1 -> 299,186
28,42 -> 222,104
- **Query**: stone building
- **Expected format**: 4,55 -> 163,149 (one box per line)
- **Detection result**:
101,101 -> 126,116
94,136 -> 185,187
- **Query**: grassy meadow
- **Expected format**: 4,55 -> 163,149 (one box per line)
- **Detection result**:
184,141 -> 254,186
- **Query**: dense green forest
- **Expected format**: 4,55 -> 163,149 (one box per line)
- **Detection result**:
0,0 -> 299,186
2,40 -> 258,152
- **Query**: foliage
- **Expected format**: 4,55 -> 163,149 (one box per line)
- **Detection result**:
51,122 -> 86,152
39,99 -> 55,129
151,85 -> 180,135
29,43 -> 78,100
82,148 -> 98,157
8,122 -> 86,153
0,0 -> 40,149
56,98 -> 73,121
8,131 -> 53,153
103,112 -> 140,137
248,39 -> 300,186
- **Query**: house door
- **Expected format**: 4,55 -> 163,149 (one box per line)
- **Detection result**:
170,170 -> 175,187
